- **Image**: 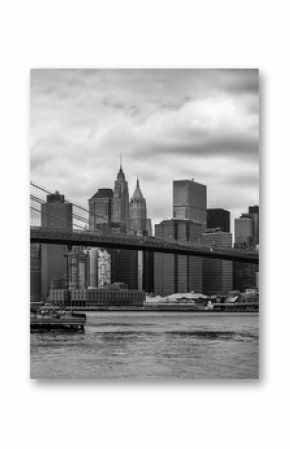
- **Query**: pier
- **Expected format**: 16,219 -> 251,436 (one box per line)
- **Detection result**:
30,314 -> 86,332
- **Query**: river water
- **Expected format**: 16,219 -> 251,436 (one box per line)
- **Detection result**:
30,312 -> 259,379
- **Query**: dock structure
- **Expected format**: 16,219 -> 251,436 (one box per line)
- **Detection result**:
30,314 -> 86,332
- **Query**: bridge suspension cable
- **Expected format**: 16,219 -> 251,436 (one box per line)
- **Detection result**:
30,180 -> 139,235
30,194 -> 90,227
30,206 -> 88,231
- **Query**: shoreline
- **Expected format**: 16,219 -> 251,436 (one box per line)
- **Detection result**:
63,306 -> 259,313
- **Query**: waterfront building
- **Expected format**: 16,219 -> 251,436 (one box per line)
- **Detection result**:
41,191 -> 72,299
48,289 -> 70,306
49,285 -> 145,307
88,248 -> 111,288
50,277 -> 67,290
207,208 -> 230,232
233,262 -> 258,292
173,179 -> 207,229
154,219 -> 203,296
67,246 -> 90,290
67,247 -> 111,290
88,188 -> 113,231
112,164 -> 130,229
202,230 -> 233,295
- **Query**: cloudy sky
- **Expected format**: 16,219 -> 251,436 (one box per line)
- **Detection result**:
30,69 -> 259,230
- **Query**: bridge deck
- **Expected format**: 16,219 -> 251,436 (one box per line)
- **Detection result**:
30,226 -> 259,264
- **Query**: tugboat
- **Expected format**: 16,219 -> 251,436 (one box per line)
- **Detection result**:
30,307 -> 86,332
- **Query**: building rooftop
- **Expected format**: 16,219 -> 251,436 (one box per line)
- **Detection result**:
131,178 -> 145,201
90,188 -> 113,200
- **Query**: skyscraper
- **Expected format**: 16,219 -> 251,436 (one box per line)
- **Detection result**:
129,178 -> 147,235
129,178 -> 154,291
110,248 -> 138,289
233,262 -> 258,292
207,208 -> 230,232
41,191 -> 73,298
235,216 -> 254,249
88,248 -> 111,288
146,218 -> 152,237
202,230 -> 233,295
173,179 -> 207,228
233,205 -> 259,292
88,188 -> 113,231
41,191 -> 73,229
248,205 -> 259,246
110,164 -> 136,288
112,164 -> 129,229
67,247 -> 90,290
154,219 -> 203,296
30,243 -> 41,302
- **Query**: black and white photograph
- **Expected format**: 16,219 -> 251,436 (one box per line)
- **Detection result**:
30,68 -> 259,379
4,1 -> 290,448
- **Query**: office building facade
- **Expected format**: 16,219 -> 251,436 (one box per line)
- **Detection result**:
235,216 -> 254,249
202,230 -> 233,295
67,246 -> 90,290
88,188 -> 113,231
88,248 -> 111,288
173,179 -> 207,228
129,178 -> 147,235
49,286 -> 145,307
30,243 -> 42,302
233,262 -> 258,292
207,208 -> 230,232
110,248 -> 139,290
154,219 -> 203,296
129,178 -> 154,291
68,247 -> 111,290
110,165 -> 136,288
112,165 -> 130,229
41,191 -> 73,299
233,205 -> 259,292
248,205 -> 259,246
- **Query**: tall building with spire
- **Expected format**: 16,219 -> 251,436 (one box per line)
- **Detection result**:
128,177 -> 154,292
112,163 -> 129,230
129,177 -> 147,235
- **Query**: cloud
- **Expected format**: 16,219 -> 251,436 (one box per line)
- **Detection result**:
30,69 -> 259,230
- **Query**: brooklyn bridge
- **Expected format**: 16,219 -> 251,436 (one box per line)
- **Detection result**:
30,182 -> 258,265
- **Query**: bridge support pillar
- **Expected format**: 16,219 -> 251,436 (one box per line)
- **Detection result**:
137,250 -> 143,291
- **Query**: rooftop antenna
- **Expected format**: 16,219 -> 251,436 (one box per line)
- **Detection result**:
120,154 -> 122,169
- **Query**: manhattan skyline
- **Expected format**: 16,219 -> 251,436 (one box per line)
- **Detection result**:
30,69 -> 259,229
